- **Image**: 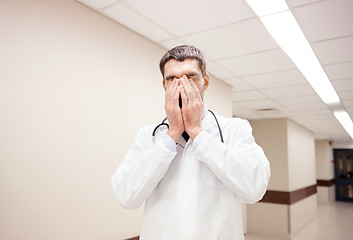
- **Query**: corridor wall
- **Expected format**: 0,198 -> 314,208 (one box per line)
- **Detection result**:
0,0 -> 232,239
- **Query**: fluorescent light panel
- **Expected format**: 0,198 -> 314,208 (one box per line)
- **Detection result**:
334,111 -> 353,139
245,0 -> 288,16
246,0 -> 340,104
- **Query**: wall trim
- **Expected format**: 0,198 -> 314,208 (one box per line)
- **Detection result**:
260,184 -> 317,205
317,179 -> 335,187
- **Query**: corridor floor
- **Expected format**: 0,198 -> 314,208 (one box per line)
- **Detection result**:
245,201 -> 353,240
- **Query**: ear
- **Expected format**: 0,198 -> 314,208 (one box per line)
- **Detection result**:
203,73 -> 210,90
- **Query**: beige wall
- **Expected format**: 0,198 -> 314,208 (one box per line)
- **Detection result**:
289,194 -> 317,235
317,186 -> 335,203
287,120 -> 317,234
248,118 -> 317,238
205,78 -> 232,117
316,140 -> 334,180
287,120 -> 316,191
248,118 -> 289,191
247,202 -> 289,237
315,140 -> 335,203
0,0 -> 232,239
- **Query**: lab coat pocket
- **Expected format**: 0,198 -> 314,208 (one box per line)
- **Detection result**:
202,164 -> 226,188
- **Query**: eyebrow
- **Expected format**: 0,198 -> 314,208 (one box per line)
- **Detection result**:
165,75 -> 175,81
164,71 -> 200,81
186,72 -> 198,77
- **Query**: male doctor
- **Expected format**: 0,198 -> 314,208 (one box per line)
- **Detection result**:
112,45 -> 270,240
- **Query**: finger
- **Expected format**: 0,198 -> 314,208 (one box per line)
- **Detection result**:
167,78 -> 178,98
181,75 -> 193,91
179,85 -> 188,105
166,80 -> 180,109
169,77 -> 178,92
181,75 -> 196,102
173,78 -> 180,99
189,78 -> 203,102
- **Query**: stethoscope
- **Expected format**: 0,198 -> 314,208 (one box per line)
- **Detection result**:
152,109 -> 224,143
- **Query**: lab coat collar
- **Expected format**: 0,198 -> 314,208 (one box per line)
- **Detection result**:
201,105 -> 219,132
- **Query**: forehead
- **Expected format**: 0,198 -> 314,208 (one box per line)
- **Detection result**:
164,58 -> 202,76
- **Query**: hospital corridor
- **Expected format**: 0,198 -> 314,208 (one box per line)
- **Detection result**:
1,0 -> 353,239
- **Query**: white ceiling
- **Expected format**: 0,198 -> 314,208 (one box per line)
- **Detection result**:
78,0 -> 353,143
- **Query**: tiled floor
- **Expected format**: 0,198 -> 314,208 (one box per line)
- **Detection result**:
245,201 -> 353,240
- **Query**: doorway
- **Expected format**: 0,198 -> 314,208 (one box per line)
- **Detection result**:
334,149 -> 353,202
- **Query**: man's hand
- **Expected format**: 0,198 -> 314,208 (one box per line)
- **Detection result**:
164,78 -> 184,142
180,75 -> 204,140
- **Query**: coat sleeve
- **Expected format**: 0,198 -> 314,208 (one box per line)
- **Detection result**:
111,127 -> 176,209
193,119 -> 270,204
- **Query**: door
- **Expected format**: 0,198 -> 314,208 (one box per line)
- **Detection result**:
334,149 -> 353,202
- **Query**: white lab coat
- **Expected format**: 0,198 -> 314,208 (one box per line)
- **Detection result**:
112,109 -> 271,240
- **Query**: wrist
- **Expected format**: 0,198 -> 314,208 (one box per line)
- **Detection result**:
167,129 -> 182,143
188,127 -> 203,140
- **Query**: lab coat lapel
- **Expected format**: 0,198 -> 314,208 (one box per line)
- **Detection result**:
201,110 -> 217,132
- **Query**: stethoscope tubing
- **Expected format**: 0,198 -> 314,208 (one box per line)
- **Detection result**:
152,110 -> 224,143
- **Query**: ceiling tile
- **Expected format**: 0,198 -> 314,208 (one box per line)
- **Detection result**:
285,102 -> 328,111
316,123 -> 342,132
159,38 -> 186,50
232,107 -> 255,116
332,78 -> 353,92
240,114 -> 264,120
338,91 -> 353,100
342,99 -> 353,108
288,0 -> 321,7
232,90 -> 268,101
79,0 -> 120,9
181,19 -> 278,60
219,49 -> 295,76
346,107 -> 353,114
261,84 -> 315,98
234,99 -> 280,110
313,36 -> 353,65
103,2 -> 173,42
300,114 -> 337,122
277,95 -> 322,105
324,62 -> 353,80
255,112 -> 291,119
226,78 -> 254,91
294,0 -> 353,42
291,120 -> 318,133
126,0 -> 253,36
293,108 -> 332,117
243,69 -> 307,89
207,61 -> 234,79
